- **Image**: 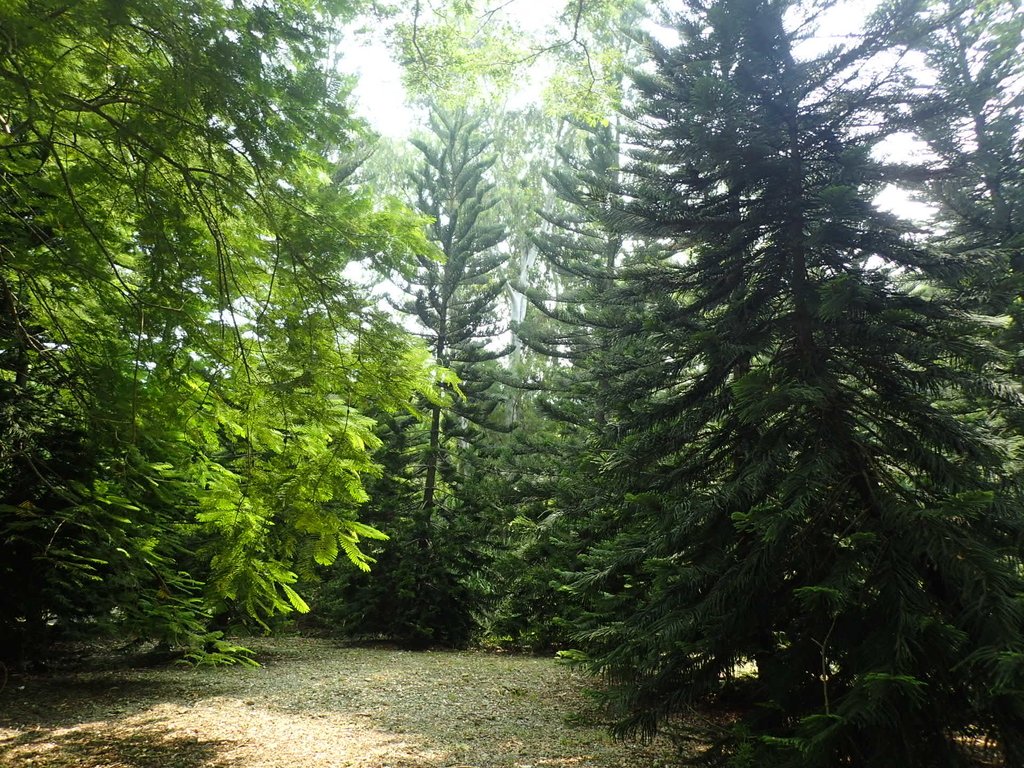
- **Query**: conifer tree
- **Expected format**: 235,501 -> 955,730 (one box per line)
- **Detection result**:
904,0 -> 1023,269
493,120 -> 636,649
902,0 -> 1024,379
402,106 -> 511,644
405,107 -> 510,513
316,107 -> 509,647
570,1 -> 1024,764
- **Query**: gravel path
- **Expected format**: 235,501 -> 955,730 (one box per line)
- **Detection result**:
0,637 -> 680,768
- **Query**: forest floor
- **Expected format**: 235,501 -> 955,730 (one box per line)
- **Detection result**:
0,636 -> 684,768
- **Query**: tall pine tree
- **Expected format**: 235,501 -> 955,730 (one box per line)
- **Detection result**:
901,0 -> 1024,389
314,107 -> 509,647
406,107 -> 510,515
489,120 -> 631,650
570,0 -> 1024,764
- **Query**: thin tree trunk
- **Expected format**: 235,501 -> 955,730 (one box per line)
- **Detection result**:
422,402 -> 442,517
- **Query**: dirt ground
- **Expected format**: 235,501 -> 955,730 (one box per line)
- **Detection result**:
0,637 -> 681,768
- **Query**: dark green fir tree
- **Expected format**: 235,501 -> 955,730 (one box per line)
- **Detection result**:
901,0 -> 1024,391
569,0 -> 1024,765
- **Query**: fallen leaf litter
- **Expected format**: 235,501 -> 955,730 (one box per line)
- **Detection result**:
0,637 -> 680,768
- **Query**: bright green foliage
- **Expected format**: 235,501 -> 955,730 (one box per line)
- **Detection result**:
393,1 -> 523,105
388,0 -> 642,123
0,0 -> 442,662
561,1 -> 1024,765
540,0 -> 648,125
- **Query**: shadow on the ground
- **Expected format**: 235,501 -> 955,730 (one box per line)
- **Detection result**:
0,667 -> 236,768
0,674 -> 205,730
0,721 -> 234,768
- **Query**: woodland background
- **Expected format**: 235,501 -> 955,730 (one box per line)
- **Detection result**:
2,0 -> 1023,765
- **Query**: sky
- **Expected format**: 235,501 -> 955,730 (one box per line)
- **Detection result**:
340,34 -> 412,139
